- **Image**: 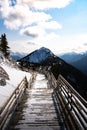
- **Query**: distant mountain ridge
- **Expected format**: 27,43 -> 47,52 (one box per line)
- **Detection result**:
60,52 -> 87,75
18,47 -> 56,63
71,55 -> 87,75
10,52 -> 26,61
12,49 -> 87,76
59,52 -> 84,63
18,47 -> 87,100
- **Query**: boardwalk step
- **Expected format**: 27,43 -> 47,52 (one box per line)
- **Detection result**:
8,73 -> 65,130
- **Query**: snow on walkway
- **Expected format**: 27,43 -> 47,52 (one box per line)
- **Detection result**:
33,73 -> 48,89
0,63 -> 32,108
8,73 -> 64,130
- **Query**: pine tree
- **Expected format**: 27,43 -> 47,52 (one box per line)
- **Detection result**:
0,33 -> 10,58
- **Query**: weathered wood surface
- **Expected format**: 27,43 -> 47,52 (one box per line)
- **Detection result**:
8,73 -> 65,130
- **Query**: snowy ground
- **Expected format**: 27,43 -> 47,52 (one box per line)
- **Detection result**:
0,63 -> 32,108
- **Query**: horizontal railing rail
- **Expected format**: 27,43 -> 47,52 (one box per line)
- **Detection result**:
0,74 -> 34,130
55,74 -> 87,130
1,69 -> 86,130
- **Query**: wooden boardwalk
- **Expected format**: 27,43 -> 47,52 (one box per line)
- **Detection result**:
8,73 -> 65,130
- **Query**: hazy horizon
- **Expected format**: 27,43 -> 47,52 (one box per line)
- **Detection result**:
0,0 -> 87,55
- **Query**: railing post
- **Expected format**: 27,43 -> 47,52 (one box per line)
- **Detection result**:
0,74 -> 34,130
56,74 -> 87,130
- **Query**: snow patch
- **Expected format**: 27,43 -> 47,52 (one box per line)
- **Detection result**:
0,63 -> 32,108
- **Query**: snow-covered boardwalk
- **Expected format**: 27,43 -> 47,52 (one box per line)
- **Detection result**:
8,73 -> 65,130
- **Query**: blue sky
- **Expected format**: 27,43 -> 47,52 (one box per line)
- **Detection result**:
0,0 -> 87,54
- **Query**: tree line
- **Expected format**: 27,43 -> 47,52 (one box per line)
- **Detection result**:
0,33 -> 10,58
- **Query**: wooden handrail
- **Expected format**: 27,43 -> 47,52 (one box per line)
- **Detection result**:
36,68 -> 87,129
0,77 -> 26,113
1,70 -> 86,130
0,75 -> 33,130
58,75 -> 87,107
56,74 -> 87,130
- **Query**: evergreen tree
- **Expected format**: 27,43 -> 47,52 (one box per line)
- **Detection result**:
0,37 -> 1,46
0,33 -> 10,58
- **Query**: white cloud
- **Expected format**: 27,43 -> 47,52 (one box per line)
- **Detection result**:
27,33 -> 87,54
4,9 -> 51,29
20,20 -> 62,37
0,0 -> 75,54
0,1 -> 51,29
9,33 -> 87,55
20,26 -> 46,37
28,31 -> 60,53
9,40 -> 41,53
0,0 -> 72,29
16,0 -> 73,10
38,21 -> 62,30
32,0 -> 73,10
57,33 -> 87,54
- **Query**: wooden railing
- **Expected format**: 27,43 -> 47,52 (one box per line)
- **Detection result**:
55,74 -> 87,130
1,70 -> 86,130
0,75 -> 34,130
36,68 -> 87,129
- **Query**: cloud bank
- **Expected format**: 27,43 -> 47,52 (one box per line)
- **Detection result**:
0,0 -> 73,54
0,0 -> 72,29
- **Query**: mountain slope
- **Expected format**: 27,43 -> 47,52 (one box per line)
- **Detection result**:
10,52 -> 26,61
71,55 -> 87,75
18,47 -> 87,100
19,47 -> 55,63
60,52 -> 87,75
59,52 -> 84,63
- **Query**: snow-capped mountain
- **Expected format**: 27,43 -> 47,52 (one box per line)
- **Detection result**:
18,47 -> 87,100
19,47 -> 56,63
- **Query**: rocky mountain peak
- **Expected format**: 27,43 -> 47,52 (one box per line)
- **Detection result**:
19,47 -> 55,63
